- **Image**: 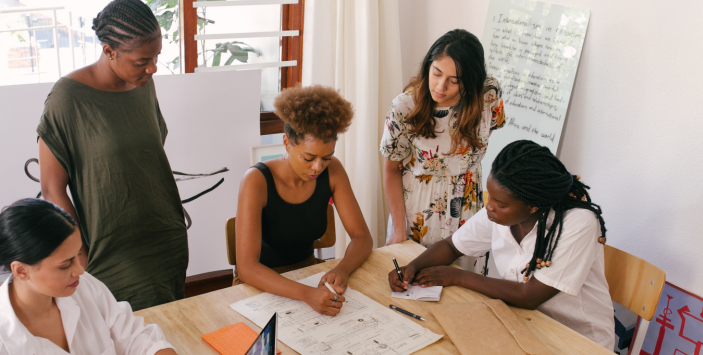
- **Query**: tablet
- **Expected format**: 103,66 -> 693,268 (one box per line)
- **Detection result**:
245,312 -> 277,355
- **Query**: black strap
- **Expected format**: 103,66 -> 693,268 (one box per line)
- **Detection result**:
173,167 -> 228,181
25,158 -> 41,198
181,178 -> 224,204
24,157 -> 227,230
253,162 -> 277,198
24,158 -> 40,182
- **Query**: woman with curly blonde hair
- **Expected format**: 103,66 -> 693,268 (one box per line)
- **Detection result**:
235,85 -> 373,316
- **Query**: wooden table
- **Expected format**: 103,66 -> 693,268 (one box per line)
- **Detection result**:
135,241 -> 613,355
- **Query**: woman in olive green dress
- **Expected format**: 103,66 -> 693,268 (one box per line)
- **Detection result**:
37,0 -> 187,311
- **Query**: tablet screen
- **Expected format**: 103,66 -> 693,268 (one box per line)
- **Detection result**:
245,312 -> 277,355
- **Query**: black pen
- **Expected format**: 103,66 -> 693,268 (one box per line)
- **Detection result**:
389,304 -> 426,321
392,257 -> 404,283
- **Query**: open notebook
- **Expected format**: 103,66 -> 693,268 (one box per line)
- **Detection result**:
391,285 -> 442,301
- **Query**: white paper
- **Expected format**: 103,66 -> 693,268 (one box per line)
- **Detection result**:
391,285 -> 442,302
231,272 -> 443,355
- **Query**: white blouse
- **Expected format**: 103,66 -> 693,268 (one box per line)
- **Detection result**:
452,208 -> 615,349
0,272 -> 174,355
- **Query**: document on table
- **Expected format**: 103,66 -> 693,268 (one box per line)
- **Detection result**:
230,272 -> 442,355
391,285 -> 442,301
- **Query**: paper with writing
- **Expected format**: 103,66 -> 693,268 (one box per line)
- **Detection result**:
230,272 -> 443,355
392,285 -> 442,302
480,0 -> 591,185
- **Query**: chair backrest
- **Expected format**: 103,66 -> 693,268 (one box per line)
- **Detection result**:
225,217 -> 237,265
225,204 -> 336,266
603,244 -> 666,321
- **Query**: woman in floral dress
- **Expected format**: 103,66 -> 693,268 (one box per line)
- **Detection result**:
380,29 -> 505,272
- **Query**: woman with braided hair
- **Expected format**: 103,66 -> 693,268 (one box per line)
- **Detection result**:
388,140 -> 614,348
37,0 -> 188,310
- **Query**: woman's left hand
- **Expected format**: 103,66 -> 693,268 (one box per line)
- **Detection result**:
412,266 -> 462,287
319,268 -> 349,294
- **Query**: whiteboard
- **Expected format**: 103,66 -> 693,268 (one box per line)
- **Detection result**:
0,70 -> 261,276
480,0 -> 590,185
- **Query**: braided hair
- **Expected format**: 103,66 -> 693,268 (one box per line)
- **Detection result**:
491,140 -> 607,281
92,0 -> 160,51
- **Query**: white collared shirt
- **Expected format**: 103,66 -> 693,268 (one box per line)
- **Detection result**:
0,272 -> 174,355
452,208 -> 615,349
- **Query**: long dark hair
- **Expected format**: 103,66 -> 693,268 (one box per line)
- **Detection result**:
92,0 -> 160,51
405,29 -> 487,153
0,199 -> 77,268
491,140 -> 607,280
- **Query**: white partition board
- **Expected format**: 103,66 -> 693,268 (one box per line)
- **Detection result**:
0,70 -> 261,276
480,0 -> 590,185
156,71 -> 260,276
0,82 -> 54,204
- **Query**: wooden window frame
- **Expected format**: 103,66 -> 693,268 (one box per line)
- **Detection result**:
181,0 -> 304,135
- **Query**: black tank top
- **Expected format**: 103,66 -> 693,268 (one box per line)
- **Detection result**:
254,162 -> 332,268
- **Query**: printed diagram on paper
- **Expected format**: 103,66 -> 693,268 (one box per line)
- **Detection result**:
230,272 -> 442,355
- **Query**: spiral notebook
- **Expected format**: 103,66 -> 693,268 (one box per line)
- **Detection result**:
391,285 -> 442,301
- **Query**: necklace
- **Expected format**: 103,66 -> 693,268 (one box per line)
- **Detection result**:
434,109 -> 449,118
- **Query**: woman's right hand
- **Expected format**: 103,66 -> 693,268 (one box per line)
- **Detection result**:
388,265 -> 417,292
303,286 -> 346,316
385,228 -> 408,246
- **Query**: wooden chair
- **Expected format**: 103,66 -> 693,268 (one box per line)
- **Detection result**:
603,244 -> 666,354
226,204 -> 337,267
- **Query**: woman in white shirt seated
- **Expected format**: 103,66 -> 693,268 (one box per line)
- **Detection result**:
388,140 -> 615,349
0,198 -> 177,355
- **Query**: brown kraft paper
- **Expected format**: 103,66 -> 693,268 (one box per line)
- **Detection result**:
430,299 -> 552,355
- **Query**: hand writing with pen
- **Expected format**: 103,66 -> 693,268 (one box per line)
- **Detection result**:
388,264 -> 462,291
301,268 -> 348,316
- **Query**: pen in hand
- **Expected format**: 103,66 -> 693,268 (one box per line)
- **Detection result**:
393,257 -> 412,294
392,257 -> 404,284
322,279 -> 342,303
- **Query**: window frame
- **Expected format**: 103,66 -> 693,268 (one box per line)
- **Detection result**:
180,0 -> 304,135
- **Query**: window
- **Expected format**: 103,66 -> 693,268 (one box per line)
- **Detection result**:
0,0 -> 301,134
0,4 -> 107,86
181,0 -> 304,134
0,1 -> 181,86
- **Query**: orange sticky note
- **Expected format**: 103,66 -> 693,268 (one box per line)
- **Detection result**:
202,323 -> 281,355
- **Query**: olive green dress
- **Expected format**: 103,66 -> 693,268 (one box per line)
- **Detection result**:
37,77 -> 188,311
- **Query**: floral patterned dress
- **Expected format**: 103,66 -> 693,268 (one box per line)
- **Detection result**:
380,76 -> 505,270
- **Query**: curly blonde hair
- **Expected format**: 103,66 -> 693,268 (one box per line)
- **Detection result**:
274,85 -> 354,144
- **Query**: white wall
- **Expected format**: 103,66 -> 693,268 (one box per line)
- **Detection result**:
0,71 -> 261,277
398,0 -> 703,296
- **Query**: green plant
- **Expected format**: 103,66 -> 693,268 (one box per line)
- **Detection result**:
144,0 -> 260,73
211,41 -> 261,66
